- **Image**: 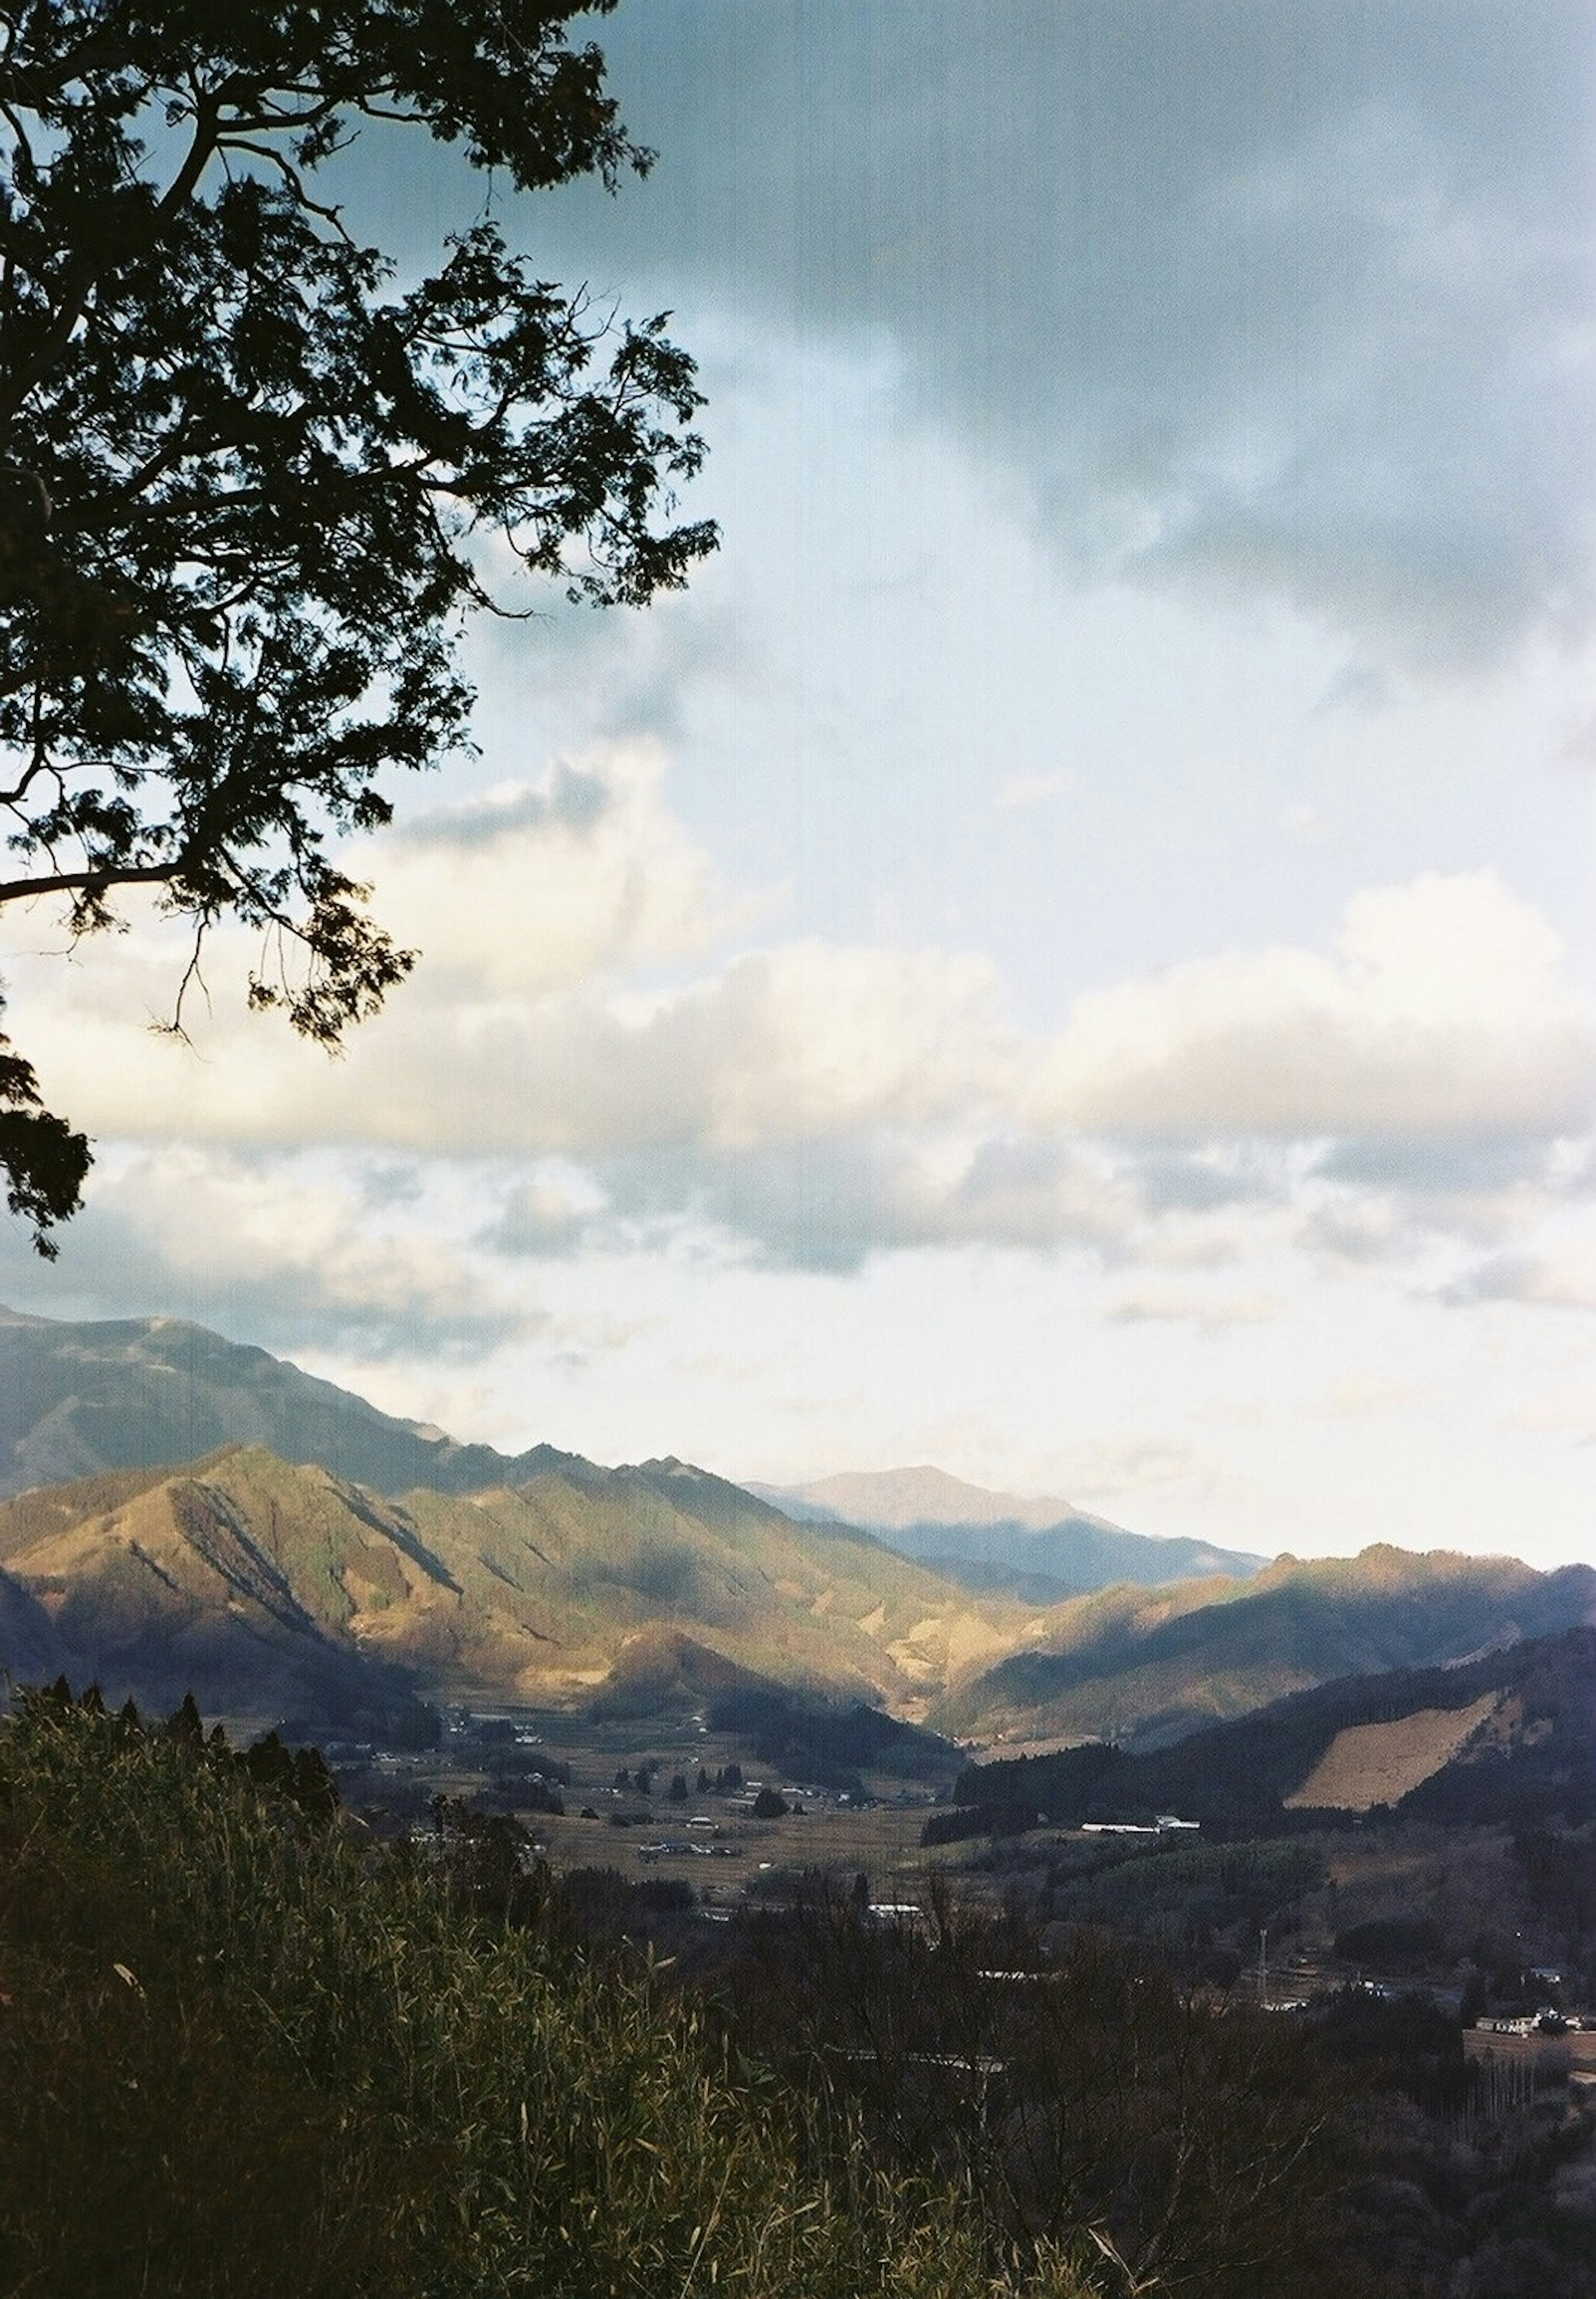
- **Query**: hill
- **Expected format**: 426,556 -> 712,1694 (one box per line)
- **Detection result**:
756,1465 -> 1264,1595
954,1623 -> 1596,1835
0,1306 -> 587,1498
931,1544 -> 1596,1748
0,1445 -> 1039,1724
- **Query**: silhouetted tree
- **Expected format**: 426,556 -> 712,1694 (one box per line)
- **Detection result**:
0,2 -> 714,1247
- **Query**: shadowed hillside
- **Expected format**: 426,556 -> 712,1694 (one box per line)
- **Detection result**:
954,1624 -> 1596,1835
933,1545 -> 1596,1748
0,1307 -> 587,1498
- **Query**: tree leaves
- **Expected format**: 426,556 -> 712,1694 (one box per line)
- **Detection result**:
0,1 -> 716,1241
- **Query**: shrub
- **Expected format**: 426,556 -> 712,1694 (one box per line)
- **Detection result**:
0,1687 -> 1096,2299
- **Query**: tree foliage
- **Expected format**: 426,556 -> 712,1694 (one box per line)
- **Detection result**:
0,0 -> 716,1249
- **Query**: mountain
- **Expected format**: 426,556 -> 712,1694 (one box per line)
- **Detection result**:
755,1466 -> 1265,1594
0,1306 -> 587,1499
955,1624 -> 1596,1835
931,1544 -> 1596,1749
2,1310 -> 1261,1606
0,1444 -> 1041,1723
758,1467 -> 1084,1533
5,1309 -> 1584,1763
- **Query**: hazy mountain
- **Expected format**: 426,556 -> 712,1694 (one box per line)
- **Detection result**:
932,1544 -> 1596,1750
759,1466 -> 1083,1533
957,1624 -> 1596,1835
0,1306 -> 589,1498
755,1466 -> 1265,1592
0,1444 -> 1040,1723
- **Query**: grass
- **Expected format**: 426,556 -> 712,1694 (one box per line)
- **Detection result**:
0,1688 -> 1102,2299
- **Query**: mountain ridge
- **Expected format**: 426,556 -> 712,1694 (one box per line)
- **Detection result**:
955,1623 -> 1596,1833
0,1442 -> 1036,1723
0,1306 -> 590,1501
933,1543 -> 1596,1748
754,1465 -> 1266,1593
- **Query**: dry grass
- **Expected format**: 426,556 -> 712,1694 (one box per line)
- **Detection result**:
1285,1694 -> 1500,1811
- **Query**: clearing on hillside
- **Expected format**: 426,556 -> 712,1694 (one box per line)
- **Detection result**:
1284,1693 -> 1500,1811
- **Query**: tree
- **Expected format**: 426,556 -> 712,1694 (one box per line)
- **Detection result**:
0,2 -> 716,1251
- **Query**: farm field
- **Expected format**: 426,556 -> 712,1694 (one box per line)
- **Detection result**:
338,1706 -> 960,1912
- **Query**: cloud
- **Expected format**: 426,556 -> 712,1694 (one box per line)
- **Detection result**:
1053,1434 -> 1215,1505
1312,1136 -> 1558,1194
538,1 -> 1596,668
1321,1372 -> 1435,1419
1031,873 -> 1594,1139
997,770 -> 1076,810
1281,804 -> 1330,848
0,1148 -> 532,1362
372,741 -> 752,995
574,1131 -> 1143,1273
1106,1282 -> 1283,1332
5,737 -> 1591,1281
485,1167 -> 609,1259
1441,1244 -> 1596,1313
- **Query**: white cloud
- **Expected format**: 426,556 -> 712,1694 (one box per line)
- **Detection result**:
374,742 -> 754,994
1282,803 -> 1330,847
5,736 -> 1591,1284
0,1148 -> 531,1360
1031,873 -> 1594,1139
1443,1242 -> 1596,1314
996,769 -> 1076,810
1106,1281 -> 1283,1332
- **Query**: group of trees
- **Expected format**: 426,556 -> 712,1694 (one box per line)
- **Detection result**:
20,1678 -> 1596,2295
0,1 -> 716,1249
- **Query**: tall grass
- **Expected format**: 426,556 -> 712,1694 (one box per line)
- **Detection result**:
0,1691 -> 1099,2298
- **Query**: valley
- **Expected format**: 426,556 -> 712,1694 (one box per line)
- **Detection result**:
5,1306 -> 1596,2295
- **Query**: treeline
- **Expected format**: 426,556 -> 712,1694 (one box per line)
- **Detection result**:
0,1682 -> 1377,2298
13,1683 -> 1596,2292
705,1688 -> 957,1791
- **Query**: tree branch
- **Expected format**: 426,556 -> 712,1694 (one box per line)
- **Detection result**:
0,858 -> 177,906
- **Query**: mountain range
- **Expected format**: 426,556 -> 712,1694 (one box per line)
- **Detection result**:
0,1310 -> 1259,1596
0,1305 -> 581,1499
0,1441 -> 1031,1726
933,1544 -> 1596,1749
2,1307 -> 1589,1755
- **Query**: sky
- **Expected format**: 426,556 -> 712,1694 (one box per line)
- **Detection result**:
3,1 -> 1596,1568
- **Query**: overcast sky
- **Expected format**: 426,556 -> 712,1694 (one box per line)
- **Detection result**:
5,2 -> 1596,1567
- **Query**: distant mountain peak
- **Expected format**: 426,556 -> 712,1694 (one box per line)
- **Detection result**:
751,1466 -> 1266,1594
757,1465 -> 1087,1533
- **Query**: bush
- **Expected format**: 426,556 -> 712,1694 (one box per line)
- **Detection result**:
0,1686 -> 1097,2299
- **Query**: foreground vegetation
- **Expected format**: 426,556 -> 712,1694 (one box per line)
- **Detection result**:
15,1685 -> 1596,2295
0,1686 -> 1098,2299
